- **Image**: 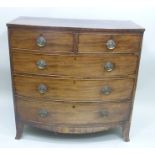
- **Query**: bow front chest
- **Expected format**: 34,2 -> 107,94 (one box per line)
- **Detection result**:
7,17 -> 145,141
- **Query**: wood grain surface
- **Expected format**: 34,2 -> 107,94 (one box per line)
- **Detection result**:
12,51 -> 138,78
78,33 -> 142,53
13,75 -> 134,101
7,17 -> 145,140
16,97 -> 130,125
9,27 -> 73,53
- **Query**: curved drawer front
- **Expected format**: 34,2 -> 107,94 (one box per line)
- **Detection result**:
79,33 -> 142,53
16,97 -> 130,125
14,75 -> 134,101
12,51 -> 138,78
9,27 -> 73,53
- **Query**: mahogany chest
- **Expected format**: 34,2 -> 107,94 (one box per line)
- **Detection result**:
7,17 -> 145,141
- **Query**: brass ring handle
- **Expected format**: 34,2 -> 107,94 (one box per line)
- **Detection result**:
104,62 -> 114,72
99,110 -> 108,117
36,35 -> 46,47
106,39 -> 116,50
38,109 -> 49,118
38,84 -> 48,94
101,86 -> 112,95
36,59 -> 47,69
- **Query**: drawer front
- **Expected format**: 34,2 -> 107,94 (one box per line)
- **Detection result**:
9,27 -> 73,53
79,33 -> 142,53
16,97 -> 130,125
12,51 -> 138,78
14,75 -> 134,101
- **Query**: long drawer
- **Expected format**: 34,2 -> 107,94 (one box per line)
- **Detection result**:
16,97 -> 130,125
12,51 -> 138,78
14,75 -> 134,101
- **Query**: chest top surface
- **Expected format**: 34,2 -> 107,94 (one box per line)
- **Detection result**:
7,17 -> 145,32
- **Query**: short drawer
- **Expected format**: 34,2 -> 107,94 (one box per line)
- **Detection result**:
12,51 -> 138,78
14,75 -> 134,101
78,33 -> 142,53
9,27 -> 73,53
16,97 -> 130,125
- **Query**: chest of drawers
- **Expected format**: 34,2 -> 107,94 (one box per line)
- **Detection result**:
7,17 -> 145,141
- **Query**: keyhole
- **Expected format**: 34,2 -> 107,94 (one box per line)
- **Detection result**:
72,105 -> 76,109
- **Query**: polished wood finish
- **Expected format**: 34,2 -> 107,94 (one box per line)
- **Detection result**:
12,51 -> 138,78
14,75 -> 134,101
16,97 -> 130,126
7,17 -> 144,31
9,27 -> 73,53
78,33 -> 141,53
7,17 -> 145,141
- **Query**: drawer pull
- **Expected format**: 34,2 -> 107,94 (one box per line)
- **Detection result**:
101,86 -> 112,95
38,109 -> 49,118
99,110 -> 108,117
104,62 -> 114,72
38,84 -> 48,94
106,39 -> 116,50
36,35 -> 46,47
36,59 -> 47,69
